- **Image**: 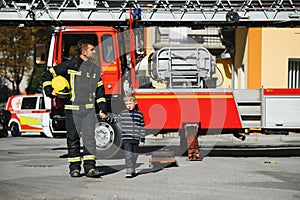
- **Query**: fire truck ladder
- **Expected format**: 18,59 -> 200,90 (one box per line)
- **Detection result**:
0,0 -> 299,26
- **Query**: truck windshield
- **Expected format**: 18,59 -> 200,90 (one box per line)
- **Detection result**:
62,34 -> 100,66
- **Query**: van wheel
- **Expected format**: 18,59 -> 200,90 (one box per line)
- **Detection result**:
10,123 -> 20,137
94,120 -> 122,159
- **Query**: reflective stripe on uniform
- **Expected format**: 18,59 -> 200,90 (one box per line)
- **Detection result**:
82,155 -> 96,161
97,81 -> 103,87
65,104 -> 94,110
68,70 -> 82,102
65,105 -> 80,110
96,97 -> 106,103
42,81 -> 52,88
49,68 -> 57,77
68,156 -> 81,163
85,104 -> 94,109
87,72 -> 96,78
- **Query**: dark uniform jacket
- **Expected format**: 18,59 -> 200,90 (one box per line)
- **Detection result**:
41,57 -> 106,113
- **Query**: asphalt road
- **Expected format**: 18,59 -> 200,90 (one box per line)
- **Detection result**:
0,134 -> 300,200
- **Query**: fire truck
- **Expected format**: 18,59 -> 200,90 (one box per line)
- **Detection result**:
1,0 -> 300,159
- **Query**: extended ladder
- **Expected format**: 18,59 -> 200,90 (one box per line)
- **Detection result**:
0,0 -> 299,26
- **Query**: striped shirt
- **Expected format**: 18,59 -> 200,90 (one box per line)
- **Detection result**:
107,108 -> 145,143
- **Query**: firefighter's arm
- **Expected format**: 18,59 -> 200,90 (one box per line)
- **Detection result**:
41,62 -> 68,98
41,69 -> 55,98
95,78 -> 107,119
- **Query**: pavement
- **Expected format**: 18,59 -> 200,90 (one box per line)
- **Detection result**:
146,132 -> 300,147
0,132 -> 299,200
145,132 -> 300,158
200,132 -> 300,147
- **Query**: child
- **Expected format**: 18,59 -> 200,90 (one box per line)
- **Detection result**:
106,93 -> 145,178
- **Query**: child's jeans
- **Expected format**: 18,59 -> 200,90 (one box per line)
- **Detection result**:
123,142 -> 139,174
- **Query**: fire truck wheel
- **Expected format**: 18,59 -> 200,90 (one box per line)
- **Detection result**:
10,122 -> 20,137
94,119 -> 122,159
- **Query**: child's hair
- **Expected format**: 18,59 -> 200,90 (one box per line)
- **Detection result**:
123,93 -> 136,103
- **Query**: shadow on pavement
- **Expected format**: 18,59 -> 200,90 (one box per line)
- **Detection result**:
141,145 -> 300,158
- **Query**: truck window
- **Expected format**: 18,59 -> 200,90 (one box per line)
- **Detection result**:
62,34 -> 100,66
21,97 -> 37,110
102,34 -> 114,63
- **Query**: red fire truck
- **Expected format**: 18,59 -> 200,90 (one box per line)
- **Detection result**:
2,0 -> 298,159
33,23 -> 300,159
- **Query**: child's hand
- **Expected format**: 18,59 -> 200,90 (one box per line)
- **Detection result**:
139,142 -> 145,147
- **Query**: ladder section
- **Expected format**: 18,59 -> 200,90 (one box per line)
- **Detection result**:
0,0 -> 299,26
234,89 -> 262,128
154,47 -> 216,88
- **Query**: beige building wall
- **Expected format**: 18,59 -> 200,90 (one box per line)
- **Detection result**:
234,28 -> 300,89
235,28 -> 248,89
261,28 -> 300,88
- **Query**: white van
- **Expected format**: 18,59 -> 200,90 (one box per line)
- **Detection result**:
6,94 -> 66,137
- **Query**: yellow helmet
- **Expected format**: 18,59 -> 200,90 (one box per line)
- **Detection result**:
52,75 -> 70,98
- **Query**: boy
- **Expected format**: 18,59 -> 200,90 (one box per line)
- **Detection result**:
106,93 -> 145,178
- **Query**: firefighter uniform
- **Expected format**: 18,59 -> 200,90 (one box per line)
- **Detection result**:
41,57 -> 106,175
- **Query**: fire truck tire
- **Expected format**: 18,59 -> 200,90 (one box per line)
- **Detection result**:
94,117 -> 122,159
10,122 -> 21,137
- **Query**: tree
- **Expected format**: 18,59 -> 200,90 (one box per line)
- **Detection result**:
26,28 -> 51,94
0,27 -> 50,95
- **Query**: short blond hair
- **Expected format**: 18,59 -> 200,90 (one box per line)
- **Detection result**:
123,93 -> 136,103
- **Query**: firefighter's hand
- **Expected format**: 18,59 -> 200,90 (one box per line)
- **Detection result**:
48,93 -> 57,98
99,110 -> 107,119
139,142 -> 145,147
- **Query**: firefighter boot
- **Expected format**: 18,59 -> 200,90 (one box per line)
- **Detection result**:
83,155 -> 101,178
68,156 -> 82,178
86,168 -> 101,178
70,169 -> 81,178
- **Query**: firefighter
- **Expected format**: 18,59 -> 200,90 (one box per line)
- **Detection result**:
42,39 -> 107,178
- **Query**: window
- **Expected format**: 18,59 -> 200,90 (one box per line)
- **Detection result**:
102,34 -> 115,63
21,97 -> 37,109
39,97 -> 45,109
62,34 -> 100,66
288,59 -> 300,88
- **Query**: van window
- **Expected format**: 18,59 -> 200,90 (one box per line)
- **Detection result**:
21,97 -> 37,109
